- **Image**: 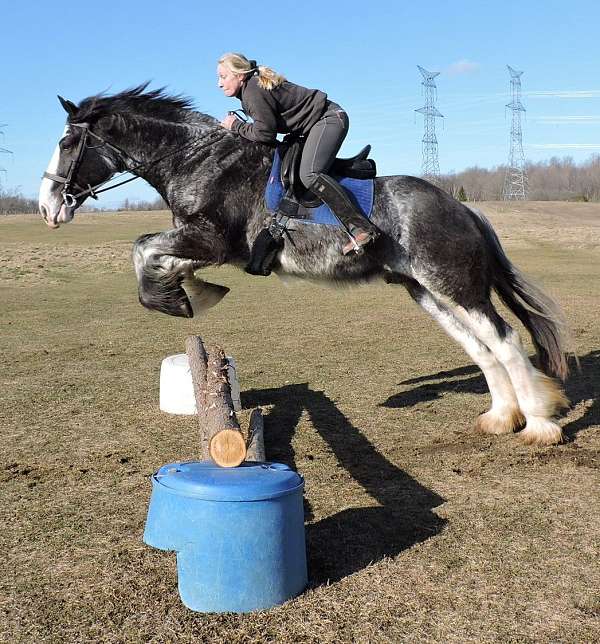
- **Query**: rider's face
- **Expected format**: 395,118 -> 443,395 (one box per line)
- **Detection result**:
217,64 -> 244,97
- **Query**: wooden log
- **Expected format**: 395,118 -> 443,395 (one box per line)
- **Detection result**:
205,346 -> 246,467
186,336 -> 247,467
185,335 -> 210,459
246,408 -> 266,462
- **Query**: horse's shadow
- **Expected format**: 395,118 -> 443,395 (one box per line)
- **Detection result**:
562,350 -> 600,438
242,384 -> 446,586
380,350 -> 600,440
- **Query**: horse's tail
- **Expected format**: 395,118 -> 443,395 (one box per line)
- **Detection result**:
468,207 -> 570,380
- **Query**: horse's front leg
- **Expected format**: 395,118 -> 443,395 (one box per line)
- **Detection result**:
132,223 -> 229,318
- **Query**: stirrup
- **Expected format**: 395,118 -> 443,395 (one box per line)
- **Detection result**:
342,229 -> 376,255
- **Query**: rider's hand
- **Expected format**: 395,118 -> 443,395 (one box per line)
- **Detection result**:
220,114 -> 237,130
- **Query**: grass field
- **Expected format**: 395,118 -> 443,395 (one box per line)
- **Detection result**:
1,203 -> 599,643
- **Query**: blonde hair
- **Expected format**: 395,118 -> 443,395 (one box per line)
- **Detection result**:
218,52 -> 286,90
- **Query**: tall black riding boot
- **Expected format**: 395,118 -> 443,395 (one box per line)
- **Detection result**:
310,173 -> 379,254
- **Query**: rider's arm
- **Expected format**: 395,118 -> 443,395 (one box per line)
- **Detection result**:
230,81 -> 278,144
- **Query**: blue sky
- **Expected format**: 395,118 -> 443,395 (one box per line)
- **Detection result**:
2,0 -> 600,207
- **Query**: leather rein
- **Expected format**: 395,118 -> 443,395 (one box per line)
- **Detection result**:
43,122 -> 224,208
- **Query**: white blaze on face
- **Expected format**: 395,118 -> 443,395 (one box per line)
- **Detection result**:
39,125 -> 70,228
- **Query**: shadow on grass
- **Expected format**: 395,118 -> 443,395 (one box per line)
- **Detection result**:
562,350 -> 600,440
381,364 -> 486,411
379,351 -> 600,441
242,384 -> 446,586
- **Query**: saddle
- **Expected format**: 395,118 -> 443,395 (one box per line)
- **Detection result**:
279,135 -> 377,208
251,137 -> 377,276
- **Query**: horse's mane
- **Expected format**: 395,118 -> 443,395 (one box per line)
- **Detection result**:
70,82 -> 197,125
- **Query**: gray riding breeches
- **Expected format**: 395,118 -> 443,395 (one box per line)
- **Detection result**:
298,101 -> 349,190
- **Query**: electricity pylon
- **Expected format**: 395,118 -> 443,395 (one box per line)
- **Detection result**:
502,66 -> 528,200
0,124 -> 12,185
415,65 -> 443,183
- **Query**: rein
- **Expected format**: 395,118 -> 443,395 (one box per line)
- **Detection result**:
43,122 -> 226,207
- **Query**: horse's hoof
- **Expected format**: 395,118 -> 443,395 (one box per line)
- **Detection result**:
517,417 -> 563,446
182,277 -> 229,317
474,407 -> 526,435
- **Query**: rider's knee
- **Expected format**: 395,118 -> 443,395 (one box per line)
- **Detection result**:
299,167 -> 318,191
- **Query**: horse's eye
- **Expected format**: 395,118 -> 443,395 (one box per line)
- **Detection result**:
60,137 -> 74,151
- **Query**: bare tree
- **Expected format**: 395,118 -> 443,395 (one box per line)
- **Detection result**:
118,196 -> 168,210
0,188 -> 38,214
437,155 -> 600,202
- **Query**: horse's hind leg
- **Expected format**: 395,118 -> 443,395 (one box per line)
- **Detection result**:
404,281 -> 525,436
449,302 -> 567,446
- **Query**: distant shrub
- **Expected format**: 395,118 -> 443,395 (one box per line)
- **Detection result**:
119,196 -> 167,211
0,188 -> 38,214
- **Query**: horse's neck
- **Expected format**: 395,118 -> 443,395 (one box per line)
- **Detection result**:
113,114 -> 209,191
111,112 -> 270,216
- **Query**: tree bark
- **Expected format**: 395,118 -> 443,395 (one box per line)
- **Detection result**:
246,408 -> 266,462
185,335 -> 247,467
185,335 -> 209,459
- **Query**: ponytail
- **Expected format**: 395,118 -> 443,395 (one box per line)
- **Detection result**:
218,52 -> 286,90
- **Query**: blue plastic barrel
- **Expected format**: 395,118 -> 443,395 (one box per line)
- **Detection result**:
143,461 -> 307,613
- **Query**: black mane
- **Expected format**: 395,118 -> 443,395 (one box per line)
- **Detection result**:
71,83 -> 195,124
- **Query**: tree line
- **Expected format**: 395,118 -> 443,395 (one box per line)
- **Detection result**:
0,189 -> 167,215
439,154 -> 600,202
2,154 -> 600,214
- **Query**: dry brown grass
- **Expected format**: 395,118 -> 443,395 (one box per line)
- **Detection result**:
1,204 -> 599,643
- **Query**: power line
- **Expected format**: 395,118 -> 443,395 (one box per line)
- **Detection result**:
502,66 -> 528,200
415,65 -> 443,183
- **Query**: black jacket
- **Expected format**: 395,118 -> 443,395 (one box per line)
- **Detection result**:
230,76 -> 328,143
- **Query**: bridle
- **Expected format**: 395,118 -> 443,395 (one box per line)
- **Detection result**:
43,121 -> 227,208
43,123 -> 100,207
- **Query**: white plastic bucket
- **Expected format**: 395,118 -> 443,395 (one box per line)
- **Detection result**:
159,353 -> 241,415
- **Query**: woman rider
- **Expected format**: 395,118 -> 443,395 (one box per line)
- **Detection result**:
217,52 -> 378,273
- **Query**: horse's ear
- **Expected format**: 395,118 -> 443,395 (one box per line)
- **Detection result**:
57,95 -> 78,117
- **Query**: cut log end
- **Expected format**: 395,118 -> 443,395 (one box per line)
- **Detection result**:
209,428 -> 247,468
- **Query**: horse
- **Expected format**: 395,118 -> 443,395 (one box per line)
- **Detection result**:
38,85 -> 570,446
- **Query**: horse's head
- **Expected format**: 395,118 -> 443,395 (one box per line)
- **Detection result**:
39,96 -> 119,228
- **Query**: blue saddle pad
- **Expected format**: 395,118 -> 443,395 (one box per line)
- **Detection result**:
264,147 -> 374,226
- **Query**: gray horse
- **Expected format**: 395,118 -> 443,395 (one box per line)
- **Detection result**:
39,86 -> 569,445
